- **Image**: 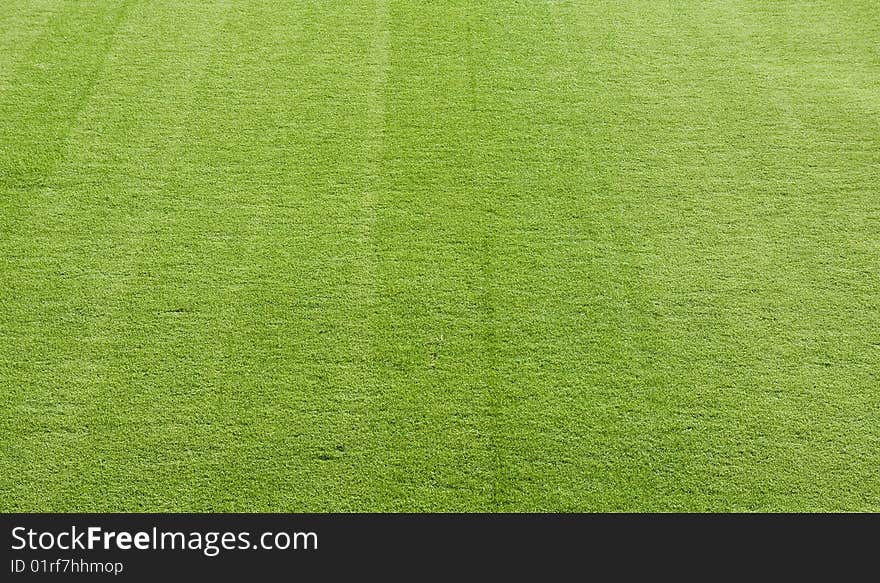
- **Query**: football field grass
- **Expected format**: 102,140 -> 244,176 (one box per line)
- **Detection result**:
1,1 -> 878,511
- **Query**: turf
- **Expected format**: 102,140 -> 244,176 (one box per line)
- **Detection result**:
1,0 -> 878,512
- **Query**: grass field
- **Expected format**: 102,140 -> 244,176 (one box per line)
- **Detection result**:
1,1 -> 878,512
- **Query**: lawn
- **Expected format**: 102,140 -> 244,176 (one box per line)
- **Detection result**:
1,0 -> 878,511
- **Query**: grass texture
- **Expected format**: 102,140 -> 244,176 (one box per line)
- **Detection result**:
1,1 -> 878,511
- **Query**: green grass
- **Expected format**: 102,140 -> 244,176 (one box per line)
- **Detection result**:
1,0 -> 878,512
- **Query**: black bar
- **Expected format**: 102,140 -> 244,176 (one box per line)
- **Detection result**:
1,514 -> 875,580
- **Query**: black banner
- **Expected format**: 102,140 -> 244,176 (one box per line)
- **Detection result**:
0,514 -> 874,579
